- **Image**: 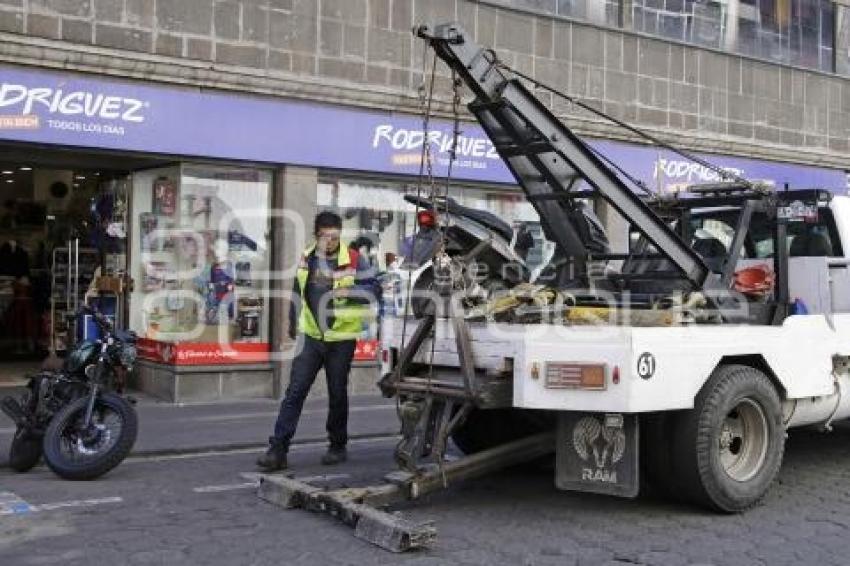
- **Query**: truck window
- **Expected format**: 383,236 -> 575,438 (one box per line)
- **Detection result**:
692,207 -> 843,259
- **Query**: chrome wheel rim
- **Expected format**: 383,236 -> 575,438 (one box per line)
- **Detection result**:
59,406 -> 123,462
718,398 -> 769,482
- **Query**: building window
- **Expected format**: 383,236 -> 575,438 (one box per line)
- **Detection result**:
837,5 -> 850,76
556,0 -> 622,24
631,0 -> 834,72
489,0 -> 621,25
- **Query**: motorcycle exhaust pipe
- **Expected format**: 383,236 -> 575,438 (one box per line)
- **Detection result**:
1,396 -> 27,427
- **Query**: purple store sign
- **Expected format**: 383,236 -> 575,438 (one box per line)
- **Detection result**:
0,64 -> 846,192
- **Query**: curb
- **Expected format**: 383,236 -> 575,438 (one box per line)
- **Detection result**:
0,431 -> 400,469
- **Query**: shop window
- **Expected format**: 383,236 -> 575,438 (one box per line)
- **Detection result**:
317,179 -> 552,272
130,165 -> 272,365
317,179 -> 556,341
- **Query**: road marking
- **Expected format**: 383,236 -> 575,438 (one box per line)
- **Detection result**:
0,492 -> 122,516
31,497 -> 123,512
185,404 -> 395,423
126,435 -> 398,464
193,482 -> 257,494
0,491 -> 33,515
193,473 -> 351,494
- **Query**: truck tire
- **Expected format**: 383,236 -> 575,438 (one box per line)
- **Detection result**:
451,408 -> 551,455
670,364 -> 784,512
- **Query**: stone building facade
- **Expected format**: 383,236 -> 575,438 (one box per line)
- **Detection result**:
1,0 -> 846,167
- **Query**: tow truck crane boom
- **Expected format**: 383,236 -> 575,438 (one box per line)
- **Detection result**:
416,23 -> 711,290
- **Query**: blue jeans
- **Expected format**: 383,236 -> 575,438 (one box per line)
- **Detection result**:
271,336 -> 356,452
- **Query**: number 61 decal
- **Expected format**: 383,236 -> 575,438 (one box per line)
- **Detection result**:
637,352 -> 656,379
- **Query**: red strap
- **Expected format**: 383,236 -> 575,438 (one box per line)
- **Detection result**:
343,247 -> 359,269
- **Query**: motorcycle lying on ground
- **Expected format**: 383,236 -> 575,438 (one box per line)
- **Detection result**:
1,306 -> 139,480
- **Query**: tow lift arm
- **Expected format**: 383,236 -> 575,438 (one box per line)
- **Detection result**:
417,23 -> 711,290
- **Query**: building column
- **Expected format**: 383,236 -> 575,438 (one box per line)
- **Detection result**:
271,166 -> 318,398
596,200 -> 630,255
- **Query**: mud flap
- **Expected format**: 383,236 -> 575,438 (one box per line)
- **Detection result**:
555,412 -> 639,498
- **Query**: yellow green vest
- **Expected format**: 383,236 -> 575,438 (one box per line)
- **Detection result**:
296,244 -> 366,341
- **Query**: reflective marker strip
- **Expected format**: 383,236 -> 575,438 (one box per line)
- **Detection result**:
0,494 -> 122,516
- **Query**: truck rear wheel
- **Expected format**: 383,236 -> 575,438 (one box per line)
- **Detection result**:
670,364 -> 784,512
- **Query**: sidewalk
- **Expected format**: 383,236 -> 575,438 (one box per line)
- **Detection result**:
0,389 -> 399,468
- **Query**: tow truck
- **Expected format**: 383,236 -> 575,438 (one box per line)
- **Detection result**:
258,23 -> 850,552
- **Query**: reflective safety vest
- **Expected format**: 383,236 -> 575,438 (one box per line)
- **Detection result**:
296,244 -> 366,341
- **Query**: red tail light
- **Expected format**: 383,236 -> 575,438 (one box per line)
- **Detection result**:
612,365 -> 620,385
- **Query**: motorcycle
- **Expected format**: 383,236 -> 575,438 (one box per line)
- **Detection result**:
388,194 -> 532,318
1,305 -> 139,480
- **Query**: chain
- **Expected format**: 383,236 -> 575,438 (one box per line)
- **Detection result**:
398,44 -> 439,384
443,72 -> 463,209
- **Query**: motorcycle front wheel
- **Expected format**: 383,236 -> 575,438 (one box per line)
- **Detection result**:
43,392 -> 138,480
9,427 -> 41,472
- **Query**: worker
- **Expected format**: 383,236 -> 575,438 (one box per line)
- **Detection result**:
400,209 -> 440,266
257,211 -> 379,471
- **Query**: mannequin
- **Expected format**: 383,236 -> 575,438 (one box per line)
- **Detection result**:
206,238 -> 235,324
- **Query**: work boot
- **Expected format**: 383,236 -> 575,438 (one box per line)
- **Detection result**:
320,446 -> 347,466
256,443 -> 288,472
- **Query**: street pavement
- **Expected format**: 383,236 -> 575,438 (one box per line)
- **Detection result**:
3,425 -> 850,565
3,394 -> 850,564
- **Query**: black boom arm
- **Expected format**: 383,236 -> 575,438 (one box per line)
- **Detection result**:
416,23 -> 709,290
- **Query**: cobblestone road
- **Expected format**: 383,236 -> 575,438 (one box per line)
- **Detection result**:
2,423 -> 850,565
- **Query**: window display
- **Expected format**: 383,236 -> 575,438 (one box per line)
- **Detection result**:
130,165 -> 272,365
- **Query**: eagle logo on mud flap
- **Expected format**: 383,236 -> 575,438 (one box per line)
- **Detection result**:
572,416 -> 626,483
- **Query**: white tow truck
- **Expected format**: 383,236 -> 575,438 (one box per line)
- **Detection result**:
377,24 -> 850,513
257,23 -> 850,551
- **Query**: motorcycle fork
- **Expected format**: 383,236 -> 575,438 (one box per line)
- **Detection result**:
82,384 -> 99,428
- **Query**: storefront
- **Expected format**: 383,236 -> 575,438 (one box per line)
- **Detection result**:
0,62 -> 846,401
